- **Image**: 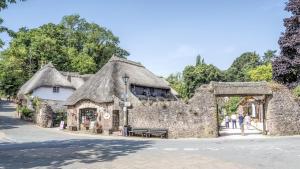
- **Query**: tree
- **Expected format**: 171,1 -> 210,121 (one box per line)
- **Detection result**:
247,64 -> 272,82
166,73 -> 188,99
263,50 -> 277,64
273,0 -> 300,88
183,63 -> 224,97
225,52 -> 261,82
0,14 -> 129,96
224,97 -> 241,115
0,0 -> 25,47
196,54 -> 205,66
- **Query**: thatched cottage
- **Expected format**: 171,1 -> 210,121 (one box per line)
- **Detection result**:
65,56 -> 177,134
17,63 -> 92,127
18,63 -> 91,102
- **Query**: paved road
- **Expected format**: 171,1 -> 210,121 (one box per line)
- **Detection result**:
1,101 -> 300,169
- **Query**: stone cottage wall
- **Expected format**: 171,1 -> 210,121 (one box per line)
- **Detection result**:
67,100 -> 114,134
266,84 -> 300,135
128,84 -> 218,138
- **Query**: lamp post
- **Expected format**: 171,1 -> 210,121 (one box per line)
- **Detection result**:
122,73 -> 129,136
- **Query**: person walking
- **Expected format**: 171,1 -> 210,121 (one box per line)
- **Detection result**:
225,115 -> 230,128
239,113 -> 245,135
238,114 -> 244,127
231,114 -> 237,129
245,114 -> 251,129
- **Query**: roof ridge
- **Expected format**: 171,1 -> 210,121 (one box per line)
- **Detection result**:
109,55 -> 144,68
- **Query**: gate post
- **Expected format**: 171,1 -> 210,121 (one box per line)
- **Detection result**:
262,95 -> 267,135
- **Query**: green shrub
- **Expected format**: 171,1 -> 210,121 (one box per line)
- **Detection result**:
293,86 -> 300,97
32,97 -> 41,109
20,106 -> 33,118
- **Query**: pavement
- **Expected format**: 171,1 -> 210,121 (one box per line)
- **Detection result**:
1,100 -> 300,169
219,122 -> 265,139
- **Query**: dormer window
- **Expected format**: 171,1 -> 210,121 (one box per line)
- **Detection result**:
53,86 -> 60,93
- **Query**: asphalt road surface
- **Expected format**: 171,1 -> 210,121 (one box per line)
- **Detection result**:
1,101 -> 300,169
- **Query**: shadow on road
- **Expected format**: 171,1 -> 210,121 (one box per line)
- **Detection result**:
0,139 -> 153,169
0,101 -> 31,131
0,115 -> 30,130
0,101 -> 16,113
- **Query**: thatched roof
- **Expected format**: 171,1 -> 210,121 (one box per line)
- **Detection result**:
66,56 -> 172,105
43,99 -> 67,113
18,63 -> 75,96
60,71 -> 93,89
211,82 -> 272,96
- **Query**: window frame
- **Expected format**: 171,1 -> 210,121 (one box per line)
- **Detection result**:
53,86 -> 60,93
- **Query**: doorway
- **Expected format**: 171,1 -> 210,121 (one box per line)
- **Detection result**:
112,110 -> 120,131
79,108 -> 97,130
217,96 -> 266,137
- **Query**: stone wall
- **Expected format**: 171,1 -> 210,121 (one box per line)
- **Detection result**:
65,82 -> 300,138
35,102 -> 53,128
128,84 -> 218,138
266,84 -> 300,135
128,82 -> 300,138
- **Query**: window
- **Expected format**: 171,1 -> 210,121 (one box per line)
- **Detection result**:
53,86 -> 60,93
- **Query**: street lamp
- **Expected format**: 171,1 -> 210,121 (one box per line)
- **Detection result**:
122,73 -> 129,86
122,73 -> 129,136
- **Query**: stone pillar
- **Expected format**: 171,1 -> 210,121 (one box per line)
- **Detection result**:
36,103 -> 53,128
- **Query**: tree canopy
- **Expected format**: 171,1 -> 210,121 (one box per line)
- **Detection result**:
247,63 -> 272,82
224,52 -> 261,82
183,62 -> 223,98
167,51 -> 274,99
166,73 -> 188,99
0,14 -> 129,96
273,0 -> 300,88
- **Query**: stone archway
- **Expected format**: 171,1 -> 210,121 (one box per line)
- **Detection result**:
189,82 -> 300,137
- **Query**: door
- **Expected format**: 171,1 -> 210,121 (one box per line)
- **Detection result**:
112,110 -> 120,131
79,108 -> 97,130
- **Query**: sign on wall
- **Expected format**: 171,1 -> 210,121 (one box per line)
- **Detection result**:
103,112 -> 111,120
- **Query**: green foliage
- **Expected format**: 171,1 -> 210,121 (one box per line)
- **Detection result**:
225,52 -> 261,82
196,54 -> 205,66
53,111 -> 67,127
70,52 -> 97,74
32,97 -> 41,109
183,62 -> 224,97
247,63 -> 272,82
0,0 -> 24,11
262,50 -> 276,64
0,14 -> 129,96
292,85 -> 300,97
166,73 -> 188,99
224,97 -> 241,115
20,106 -> 33,118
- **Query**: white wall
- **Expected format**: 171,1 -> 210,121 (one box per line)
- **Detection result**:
32,87 -> 75,101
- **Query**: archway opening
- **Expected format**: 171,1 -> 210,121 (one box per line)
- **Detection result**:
216,95 -> 267,137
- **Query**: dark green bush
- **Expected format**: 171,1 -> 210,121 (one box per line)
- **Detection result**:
20,106 -> 33,118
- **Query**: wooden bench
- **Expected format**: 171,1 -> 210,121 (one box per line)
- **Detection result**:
146,128 -> 168,138
129,128 -> 149,137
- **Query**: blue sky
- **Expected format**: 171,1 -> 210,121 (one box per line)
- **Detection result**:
0,0 -> 288,76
